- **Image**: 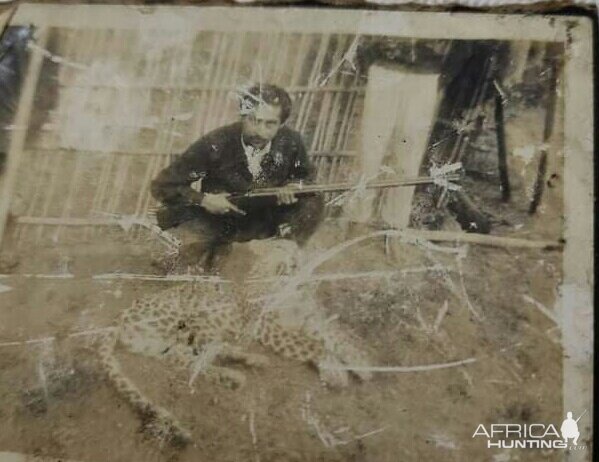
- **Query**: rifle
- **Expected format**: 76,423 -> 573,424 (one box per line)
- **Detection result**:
229,163 -> 462,205
575,410 -> 587,423
156,164 -> 462,228
229,174 -> 461,200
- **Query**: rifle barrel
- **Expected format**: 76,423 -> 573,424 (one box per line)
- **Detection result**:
234,174 -> 461,198
575,410 -> 587,423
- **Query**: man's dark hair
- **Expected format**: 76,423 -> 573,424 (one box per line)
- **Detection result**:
240,84 -> 293,123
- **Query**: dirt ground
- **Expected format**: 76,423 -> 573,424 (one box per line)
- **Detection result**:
0,96 -> 566,462
0,216 -> 563,462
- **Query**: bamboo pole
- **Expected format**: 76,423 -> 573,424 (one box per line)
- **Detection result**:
96,31 -> 130,224
21,147 -> 358,159
529,54 -> 558,215
326,156 -> 339,184
0,29 -> 49,247
104,32 -> 140,222
286,34 -> 308,129
211,35 -> 233,132
310,91 -> 330,154
324,69 -> 341,178
310,34 -> 347,182
437,51 -> 496,209
290,34 -> 309,88
191,32 -> 220,137
120,29 -> 166,233
19,28 -> 78,244
300,35 -> 337,136
52,30 -> 101,242
34,149 -> 66,243
272,33 -> 291,84
135,31 -> 202,226
334,81 -> 357,151
217,32 -> 244,127
86,30 -> 116,239
263,32 -> 279,80
250,32 -> 267,84
323,90 -> 342,152
398,229 -> 562,250
137,38 -> 184,223
203,33 -> 229,134
140,32 -> 195,222
295,35 -> 330,132
136,33 -> 183,225
13,217 -> 563,252
135,65 -> 167,225
342,90 -> 360,152
56,83 -> 365,93
23,29 -> 82,244
17,147 -> 52,244
494,91 -> 511,202
54,28 -> 104,242
333,70 -> 362,184
214,34 -> 239,129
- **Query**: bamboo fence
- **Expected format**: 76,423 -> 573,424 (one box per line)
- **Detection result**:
10,29 -> 367,246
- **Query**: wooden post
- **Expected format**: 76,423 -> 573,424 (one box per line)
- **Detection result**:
529,56 -> 558,215
528,150 -> 548,215
494,90 -> 511,202
0,28 -> 48,248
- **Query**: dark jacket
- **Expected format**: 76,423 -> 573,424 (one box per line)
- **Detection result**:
151,122 -> 315,228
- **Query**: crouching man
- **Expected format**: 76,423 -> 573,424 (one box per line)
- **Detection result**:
151,84 -> 324,271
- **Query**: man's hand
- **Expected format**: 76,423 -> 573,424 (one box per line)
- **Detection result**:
276,183 -> 300,206
200,193 -> 246,216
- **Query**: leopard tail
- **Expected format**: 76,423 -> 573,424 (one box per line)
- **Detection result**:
97,329 -> 192,447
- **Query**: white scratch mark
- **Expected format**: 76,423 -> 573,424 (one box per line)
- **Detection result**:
249,408 -> 258,446
522,294 -> 559,325
37,359 -> 50,401
335,427 -> 387,446
319,36 -> 360,86
1,266 -> 453,286
248,405 -> 261,462
188,341 -> 223,389
28,42 -> 89,70
300,392 -> 335,448
321,357 -> 477,373
0,327 -> 114,348
433,300 -> 449,334
36,341 -> 56,401
455,250 -> 483,321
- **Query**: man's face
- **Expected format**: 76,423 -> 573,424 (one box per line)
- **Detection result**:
241,103 -> 283,148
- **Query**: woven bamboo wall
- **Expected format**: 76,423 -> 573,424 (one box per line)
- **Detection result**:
12,28 -> 366,244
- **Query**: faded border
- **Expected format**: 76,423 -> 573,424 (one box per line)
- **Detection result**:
0,4 -> 594,462
561,15 -> 594,462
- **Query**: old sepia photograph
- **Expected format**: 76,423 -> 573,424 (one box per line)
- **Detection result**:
0,4 -> 593,462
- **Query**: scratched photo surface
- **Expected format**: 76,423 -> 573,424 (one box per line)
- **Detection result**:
0,6 -> 589,462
